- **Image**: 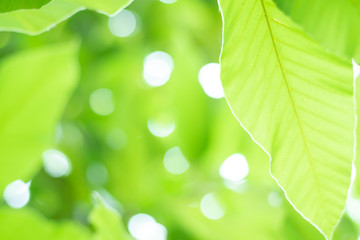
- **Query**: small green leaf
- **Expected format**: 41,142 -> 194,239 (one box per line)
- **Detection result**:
0,0 -> 51,13
219,0 -> 354,238
274,0 -> 360,63
0,42 -> 79,192
0,0 -> 133,35
90,192 -> 133,240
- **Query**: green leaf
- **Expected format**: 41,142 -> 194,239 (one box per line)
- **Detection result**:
0,207 -> 91,240
89,193 -> 133,240
0,0 -> 133,35
273,0 -> 360,63
0,0 -> 51,13
0,42 -> 79,192
219,0 -> 354,238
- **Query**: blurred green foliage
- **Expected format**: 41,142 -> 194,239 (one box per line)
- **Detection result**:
0,0 -> 359,239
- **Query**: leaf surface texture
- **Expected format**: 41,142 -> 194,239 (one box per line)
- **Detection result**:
274,0 -> 360,62
219,0 -> 355,237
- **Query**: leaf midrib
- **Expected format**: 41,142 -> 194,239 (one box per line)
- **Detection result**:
259,0 -> 324,203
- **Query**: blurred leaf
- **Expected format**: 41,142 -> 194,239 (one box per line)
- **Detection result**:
332,215 -> 358,240
90,193 -> 133,240
0,207 -> 91,240
0,0 -> 133,35
0,0 -> 51,13
219,0 -> 354,238
274,0 -> 360,63
170,189 -> 285,240
0,42 -> 79,192
0,201 -> 136,240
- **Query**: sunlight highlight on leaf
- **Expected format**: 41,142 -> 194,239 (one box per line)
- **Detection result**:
219,153 -> 249,183
159,0 -> 177,4
89,88 -> 115,116
143,51 -> 174,87
42,149 -> 71,178
128,213 -> 167,240
3,180 -> 31,209
108,9 -> 137,38
354,60 -> 360,80
200,193 -> 225,220
346,196 -> 360,224
198,63 -> 224,99
267,191 -> 283,208
147,119 -> 175,138
163,147 -> 189,175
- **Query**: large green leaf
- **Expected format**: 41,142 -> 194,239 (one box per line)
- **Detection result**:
219,0 -> 354,238
273,0 -> 360,63
0,42 -> 79,192
0,0 -> 133,35
0,0 -> 51,13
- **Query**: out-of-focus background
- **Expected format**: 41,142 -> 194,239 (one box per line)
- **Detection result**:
0,0 -> 360,239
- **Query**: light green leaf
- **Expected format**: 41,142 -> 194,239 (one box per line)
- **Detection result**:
0,0 -> 133,35
90,193 -> 133,240
0,0 -> 51,13
273,0 -> 360,63
0,207 -> 91,240
219,0 -> 354,238
0,42 -> 79,192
